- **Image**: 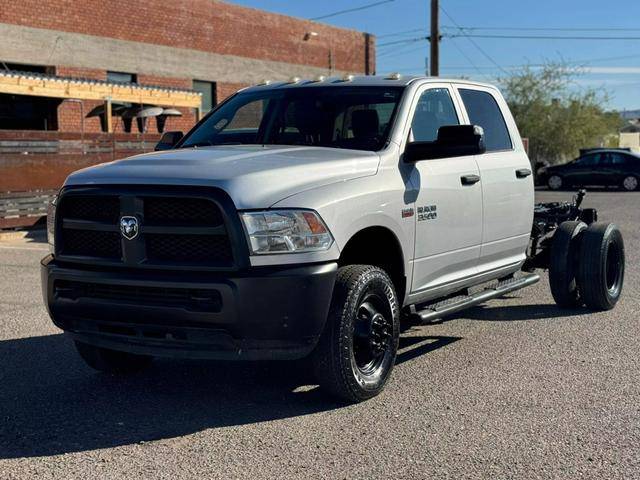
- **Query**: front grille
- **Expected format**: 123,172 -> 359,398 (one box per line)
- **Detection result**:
62,229 -> 122,259
59,195 -> 120,223
55,280 -> 223,313
56,189 -> 237,269
146,234 -> 232,263
144,197 -> 223,226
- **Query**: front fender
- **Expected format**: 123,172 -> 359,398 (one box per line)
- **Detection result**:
271,172 -> 415,286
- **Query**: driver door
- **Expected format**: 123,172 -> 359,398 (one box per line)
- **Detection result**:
407,85 -> 483,295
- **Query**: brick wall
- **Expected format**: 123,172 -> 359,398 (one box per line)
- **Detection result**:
0,0 -> 374,74
0,1 -> 374,135
56,67 -> 106,133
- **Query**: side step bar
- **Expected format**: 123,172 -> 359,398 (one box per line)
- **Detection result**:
410,273 -> 540,323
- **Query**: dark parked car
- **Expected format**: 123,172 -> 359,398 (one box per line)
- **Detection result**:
539,149 -> 640,191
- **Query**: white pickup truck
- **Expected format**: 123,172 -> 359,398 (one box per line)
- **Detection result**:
42,75 -> 625,402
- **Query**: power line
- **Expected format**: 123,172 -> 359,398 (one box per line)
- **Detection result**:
377,27 -> 423,39
441,25 -> 640,32
378,36 -> 428,48
439,6 -> 509,75
446,37 -> 484,76
310,0 -> 395,21
377,43 -> 428,59
448,33 -> 640,41
383,52 -> 640,73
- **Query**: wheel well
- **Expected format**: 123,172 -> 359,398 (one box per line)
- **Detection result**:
338,227 -> 406,300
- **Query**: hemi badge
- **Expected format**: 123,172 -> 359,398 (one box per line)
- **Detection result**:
401,208 -> 414,218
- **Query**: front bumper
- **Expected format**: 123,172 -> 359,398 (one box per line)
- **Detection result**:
41,255 -> 337,360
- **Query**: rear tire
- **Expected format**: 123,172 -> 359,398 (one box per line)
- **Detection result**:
311,265 -> 399,403
548,175 -> 563,190
75,341 -> 153,373
576,223 -> 625,311
622,175 -> 638,191
549,221 -> 587,308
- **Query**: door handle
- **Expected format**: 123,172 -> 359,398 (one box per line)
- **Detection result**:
460,174 -> 481,185
516,168 -> 532,178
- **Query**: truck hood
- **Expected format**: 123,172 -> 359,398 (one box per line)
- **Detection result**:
65,145 -> 380,209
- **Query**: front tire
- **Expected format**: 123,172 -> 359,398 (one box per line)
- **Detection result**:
312,265 -> 399,403
547,175 -> 563,190
577,223 -> 625,311
75,341 -> 154,373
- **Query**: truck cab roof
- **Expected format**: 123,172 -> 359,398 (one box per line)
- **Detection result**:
240,74 -> 497,93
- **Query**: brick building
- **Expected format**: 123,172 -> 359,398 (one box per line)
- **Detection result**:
0,0 -> 375,226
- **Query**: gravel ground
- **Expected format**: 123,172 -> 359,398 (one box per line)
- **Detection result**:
0,190 -> 638,479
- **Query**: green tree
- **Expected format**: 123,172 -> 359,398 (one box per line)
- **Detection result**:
500,63 -> 623,165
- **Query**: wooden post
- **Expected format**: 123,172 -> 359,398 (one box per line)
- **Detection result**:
105,98 -> 113,133
430,0 -> 439,77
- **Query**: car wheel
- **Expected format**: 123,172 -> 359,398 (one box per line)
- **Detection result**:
75,341 -> 154,373
549,221 -> 587,308
547,175 -> 563,190
576,223 -> 625,311
311,265 -> 399,403
622,175 -> 638,191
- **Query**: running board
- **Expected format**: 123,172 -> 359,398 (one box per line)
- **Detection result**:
410,273 -> 540,323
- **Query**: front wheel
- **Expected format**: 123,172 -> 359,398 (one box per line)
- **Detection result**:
547,175 -> 563,190
312,265 -> 399,403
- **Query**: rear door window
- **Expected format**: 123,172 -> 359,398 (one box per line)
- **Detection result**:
459,89 -> 512,152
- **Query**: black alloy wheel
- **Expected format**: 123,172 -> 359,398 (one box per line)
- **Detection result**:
312,265 -> 400,403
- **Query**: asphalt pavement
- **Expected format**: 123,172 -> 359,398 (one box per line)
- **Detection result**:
0,190 -> 638,479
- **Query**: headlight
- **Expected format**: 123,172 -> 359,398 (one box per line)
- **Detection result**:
47,194 -> 57,253
240,210 -> 333,254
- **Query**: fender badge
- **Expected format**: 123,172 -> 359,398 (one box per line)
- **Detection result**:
401,208 -> 414,218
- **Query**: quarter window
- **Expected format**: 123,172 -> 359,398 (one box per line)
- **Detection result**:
607,153 -> 629,165
459,89 -> 512,151
410,88 -> 459,142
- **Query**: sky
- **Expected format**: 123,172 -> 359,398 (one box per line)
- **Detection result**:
231,0 -> 640,111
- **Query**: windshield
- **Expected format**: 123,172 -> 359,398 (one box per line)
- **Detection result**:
180,86 -> 404,151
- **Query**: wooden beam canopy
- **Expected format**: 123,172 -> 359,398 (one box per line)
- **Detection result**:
0,71 -> 202,108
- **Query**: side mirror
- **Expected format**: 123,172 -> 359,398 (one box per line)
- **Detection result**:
404,125 -> 486,162
155,131 -> 183,151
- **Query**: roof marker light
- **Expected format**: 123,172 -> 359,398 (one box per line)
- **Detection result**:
386,72 -> 402,80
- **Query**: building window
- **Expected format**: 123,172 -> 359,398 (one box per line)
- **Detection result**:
107,71 -> 137,84
193,80 -> 217,113
0,63 -> 58,130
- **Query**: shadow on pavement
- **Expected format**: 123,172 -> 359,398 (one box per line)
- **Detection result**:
456,303 -> 587,322
0,332 -> 457,458
24,227 -> 47,244
396,335 -> 461,364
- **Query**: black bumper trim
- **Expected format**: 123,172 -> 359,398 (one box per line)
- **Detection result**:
42,255 -> 337,360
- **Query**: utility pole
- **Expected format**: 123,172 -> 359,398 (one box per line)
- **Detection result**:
430,0 -> 439,76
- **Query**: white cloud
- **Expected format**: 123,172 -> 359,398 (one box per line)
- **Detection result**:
579,66 -> 640,75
